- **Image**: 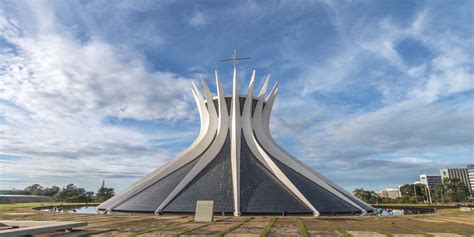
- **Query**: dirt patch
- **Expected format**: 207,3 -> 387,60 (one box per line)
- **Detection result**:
268,217 -> 299,237
391,234 -> 424,237
308,231 -> 340,237
347,231 -> 385,237
302,218 -> 333,232
227,216 -> 269,236
433,216 -> 474,225
414,218 -> 448,223
401,217 -> 474,235
183,217 -> 245,235
427,233 -> 464,237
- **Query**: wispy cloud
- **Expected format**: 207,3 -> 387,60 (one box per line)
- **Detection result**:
0,0 -> 472,192
268,2 -> 473,189
188,10 -> 209,27
396,157 -> 432,164
0,1 -> 197,190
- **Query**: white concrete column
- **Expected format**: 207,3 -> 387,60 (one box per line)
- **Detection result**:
230,66 -> 241,216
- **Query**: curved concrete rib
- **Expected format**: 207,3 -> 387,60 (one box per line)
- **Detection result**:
256,85 -> 369,214
242,71 -> 269,170
201,78 -> 219,121
258,75 -> 271,98
230,67 -> 241,216
193,82 -> 211,141
99,67 -> 372,216
99,82 -> 218,212
214,71 -> 226,129
251,76 -> 270,130
155,78 -> 229,215
241,72 -> 320,216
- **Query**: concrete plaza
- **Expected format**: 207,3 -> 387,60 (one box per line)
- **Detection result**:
0,204 -> 473,236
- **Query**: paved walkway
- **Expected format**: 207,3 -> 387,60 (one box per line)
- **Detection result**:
0,208 -> 472,236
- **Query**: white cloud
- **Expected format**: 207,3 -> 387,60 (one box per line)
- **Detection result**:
0,3 -> 198,190
1,33 -> 193,121
268,6 -> 473,188
188,10 -> 209,27
0,1 -> 471,192
299,49 -> 361,94
395,157 -> 432,164
295,7 -> 472,103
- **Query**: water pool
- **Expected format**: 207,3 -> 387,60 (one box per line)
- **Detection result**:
39,205 -> 98,214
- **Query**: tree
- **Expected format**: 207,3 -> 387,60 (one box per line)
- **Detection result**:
433,178 -> 469,203
95,180 -> 115,202
42,186 -> 60,197
54,184 -> 94,202
353,188 -> 381,204
20,184 -> 60,197
24,184 -> 44,195
398,184 -> 428,203
96,187 -> 115,202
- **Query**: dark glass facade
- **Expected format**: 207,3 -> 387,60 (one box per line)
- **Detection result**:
99,96 -> 373,215
163,135 -> 234,213
114,159 -> 198,212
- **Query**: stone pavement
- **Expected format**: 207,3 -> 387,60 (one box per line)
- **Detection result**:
0,208 -> 472,236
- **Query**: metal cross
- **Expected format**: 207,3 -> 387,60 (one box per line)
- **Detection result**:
221,49 -> 250,68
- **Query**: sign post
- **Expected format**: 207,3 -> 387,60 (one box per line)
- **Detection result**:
194,200 -> 214,222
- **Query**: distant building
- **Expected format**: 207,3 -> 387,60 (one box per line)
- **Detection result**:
440,168 -> 471,193
419,174 -> 442,189
468,165 -> 474,195
378,188 -> 401,199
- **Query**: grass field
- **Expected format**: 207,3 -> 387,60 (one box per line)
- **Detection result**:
0,203 -> 473,236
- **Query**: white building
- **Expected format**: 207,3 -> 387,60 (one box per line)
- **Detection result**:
467,165 -> 474,195
440,168 -> 471,193
377,188 -> 401,199
419,174 -> 442,189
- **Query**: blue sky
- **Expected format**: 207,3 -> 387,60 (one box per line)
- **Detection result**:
0,0 -> 472,193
